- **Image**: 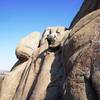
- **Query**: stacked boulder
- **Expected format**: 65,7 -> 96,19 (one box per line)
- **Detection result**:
16,32 -> 41,61
0,26 -> 70,100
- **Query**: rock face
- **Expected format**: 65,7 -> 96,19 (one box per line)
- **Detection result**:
16,32 -> 41,61
0,76 -> 4,92
0,1 -> 100,100
0,26 -> 69,100
63,9 -> 100,100
40,26 -> 68,47
70,0 -> 100,28
0,71 -> 9,93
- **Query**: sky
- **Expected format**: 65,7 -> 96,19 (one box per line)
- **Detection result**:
0,0 -> 83,71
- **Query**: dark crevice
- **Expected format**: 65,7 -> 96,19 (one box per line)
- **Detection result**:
12,59 -> 32,100
26,49 -> 48,100
89,56 -> 99,100
85,77 -> 99,100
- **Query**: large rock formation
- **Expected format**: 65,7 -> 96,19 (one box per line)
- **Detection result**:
63,9 -> 100,100
0,26 -> 69,100
0,0 -> 100,100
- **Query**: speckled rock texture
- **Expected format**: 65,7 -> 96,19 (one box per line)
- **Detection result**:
63,9 -> 100,100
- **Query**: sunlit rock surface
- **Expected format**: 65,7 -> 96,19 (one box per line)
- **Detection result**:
0,0 -> 100,100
